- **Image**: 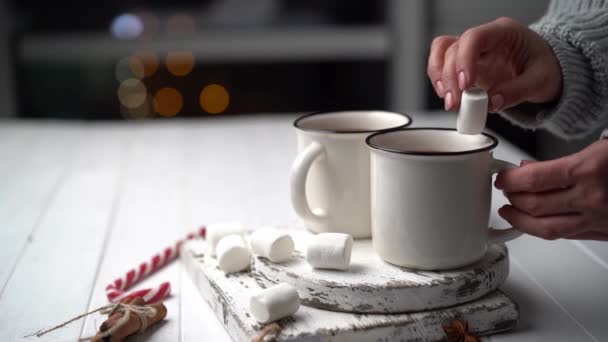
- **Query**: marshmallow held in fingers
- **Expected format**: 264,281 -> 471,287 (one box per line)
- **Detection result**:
207,222 -> 247,256
250,283 -> 300,324
457,87 -> 488,135
250,227 -> 294,263
216,234 -> 251,273
306,233 -> 353,270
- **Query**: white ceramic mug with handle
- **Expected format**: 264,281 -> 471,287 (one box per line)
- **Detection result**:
366,128 -> 523,270
290,111 -> 411,238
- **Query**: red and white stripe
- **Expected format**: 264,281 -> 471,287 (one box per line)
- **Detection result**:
105,226 -> 206,304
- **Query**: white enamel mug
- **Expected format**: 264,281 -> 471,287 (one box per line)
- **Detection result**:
290,111 -> 411,238
366,128 -> 522,270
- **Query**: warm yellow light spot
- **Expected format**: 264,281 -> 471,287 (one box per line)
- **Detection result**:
131,50 -> 159,77
117,78 -> 147,108
200,84 -> 230,114
167,13 -> 195,35
154,87 -> 183,117
166,51 -> 195,76
115,56 -> 144,81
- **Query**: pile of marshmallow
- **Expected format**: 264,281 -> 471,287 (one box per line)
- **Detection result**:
207,223 -> 354,324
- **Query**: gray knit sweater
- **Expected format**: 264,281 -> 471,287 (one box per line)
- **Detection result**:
501,0 -> 608,139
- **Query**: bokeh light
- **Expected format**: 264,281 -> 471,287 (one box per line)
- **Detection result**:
200,84 -> 230,114
131,51 -> 159,78
136,11 -> 160,37
166,51 -> 195,76
115,56 -> 145,81
122,96 -> 153,119
167,13 -> 196,35
110,14 -> 143,40
154,87 -> 183,117
117,79 -> 147,108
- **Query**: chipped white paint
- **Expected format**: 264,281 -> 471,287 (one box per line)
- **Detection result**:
252,230 -> 509,313
181,239 -> 518,341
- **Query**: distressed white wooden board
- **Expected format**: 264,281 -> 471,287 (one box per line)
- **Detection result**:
252,230 -> 508,313
181,239 -> 519,342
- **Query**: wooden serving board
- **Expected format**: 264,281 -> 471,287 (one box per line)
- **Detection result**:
181,239 -> 519,342
252,230 -> 509,313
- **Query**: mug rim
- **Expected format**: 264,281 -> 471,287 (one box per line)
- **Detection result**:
366,127 -> 499,156
293,110 -> 412,134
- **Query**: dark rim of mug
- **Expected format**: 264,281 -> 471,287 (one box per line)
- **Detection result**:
293,110 -> 412,134
366,127 -> 499,156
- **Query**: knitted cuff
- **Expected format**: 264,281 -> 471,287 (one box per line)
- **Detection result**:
500,26 -> 595,140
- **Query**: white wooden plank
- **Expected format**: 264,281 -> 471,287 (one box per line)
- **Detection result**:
180,120 -> 235,342
181,115 -> 296,227
0,123 -> 129,341
491,259 -> 596,341
0,124 -> 81,291
491,195 -> 608,340
578,241 -> 608,270
80,122 -> 186,342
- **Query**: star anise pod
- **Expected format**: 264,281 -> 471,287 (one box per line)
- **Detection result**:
444,319 -> 480,342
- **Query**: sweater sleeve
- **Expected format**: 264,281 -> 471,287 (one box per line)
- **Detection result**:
500,0 -> 608,140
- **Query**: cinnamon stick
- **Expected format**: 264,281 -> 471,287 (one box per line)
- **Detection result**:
91,297 -> 167,342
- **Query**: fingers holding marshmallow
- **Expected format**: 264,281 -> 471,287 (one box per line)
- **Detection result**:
306,233 -> 353,270
250,227 -> 294,263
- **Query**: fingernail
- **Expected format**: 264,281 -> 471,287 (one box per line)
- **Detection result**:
458,71 -> 467,91
490,94 -> 504,112
445,92 -> 453,111
436,80 -> 444,96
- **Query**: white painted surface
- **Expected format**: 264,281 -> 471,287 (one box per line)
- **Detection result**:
0,112 -> 605,341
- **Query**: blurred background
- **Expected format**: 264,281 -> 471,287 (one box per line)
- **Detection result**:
0,0 -> 597,159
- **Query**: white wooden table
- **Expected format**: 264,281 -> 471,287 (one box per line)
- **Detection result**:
0,112 -> 606,342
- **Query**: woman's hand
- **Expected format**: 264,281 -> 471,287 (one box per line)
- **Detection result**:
495,140 -> 608,240
427,17 -> 562,112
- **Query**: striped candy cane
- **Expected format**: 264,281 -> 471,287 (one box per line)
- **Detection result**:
105,226 -> 206,304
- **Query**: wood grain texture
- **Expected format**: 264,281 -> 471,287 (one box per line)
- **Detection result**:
252,230 -> 509,313
79,124 -> 186,341
1,114 -> 607,341
0,124 -> 127,341
181,239 -> 519,341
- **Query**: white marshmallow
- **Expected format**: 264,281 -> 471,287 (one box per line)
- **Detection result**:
249,283 -> 300,324
216,234 -> 251,273
306,233 -> 353,270
250,227 -> 294,263
457,87 -> 488,135
207,222 -> 247,256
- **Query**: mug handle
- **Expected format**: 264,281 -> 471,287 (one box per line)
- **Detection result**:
488,156 -> 524,244
290,142 -> 329,225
